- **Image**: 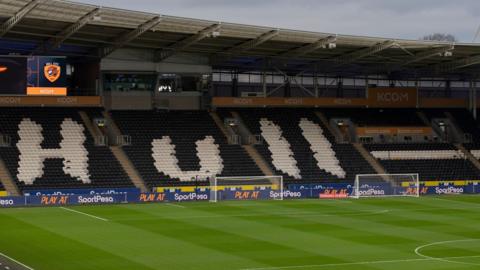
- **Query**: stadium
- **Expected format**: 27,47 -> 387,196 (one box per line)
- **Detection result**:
0,0 -> 480,269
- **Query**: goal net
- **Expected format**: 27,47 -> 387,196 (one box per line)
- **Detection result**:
210,176 -> 283,202
352,173 -> 420,198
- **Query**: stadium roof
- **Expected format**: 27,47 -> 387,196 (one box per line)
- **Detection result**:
1,0 -> 480,78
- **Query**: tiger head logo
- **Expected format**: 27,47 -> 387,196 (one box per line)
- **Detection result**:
44,63 -> 61,83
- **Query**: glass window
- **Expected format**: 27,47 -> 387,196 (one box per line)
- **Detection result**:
103,73 -> 155,92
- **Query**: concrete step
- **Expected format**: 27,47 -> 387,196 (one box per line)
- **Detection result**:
212,110 -> 275,176
243,145 -> 275,176
110,146 -> 148,193
455,144 -> 480,171
102,111 -> 123,137
314,111 -> 339,140
416,111 -> 431,126
78,111 -> 102,138
0,157 -> 20,196
352,143 -> 397,184
209,111 -> 230,138
352,143 -> 388,175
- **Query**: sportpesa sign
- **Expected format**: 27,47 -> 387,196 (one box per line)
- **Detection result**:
0,181 -> 479,208
26,194 -> 127,206
435,186 -> 464,195
0,199 -> 14,206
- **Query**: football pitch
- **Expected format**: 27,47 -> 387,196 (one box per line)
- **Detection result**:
0,196 -> 479,270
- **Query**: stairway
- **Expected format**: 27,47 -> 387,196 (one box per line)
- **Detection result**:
243,145 -> 274,176
230,111 -> 255,142
79,111 -> 102,137
80,110 -> 148,192
416,111 -> 431,126
209,111 -> 230,138
110,146 -> 148,193
352,143 -> 397,184
444,112 -> 466,142
314,111 -> 340,141
455,144 -> 480,171
102,111 -> 123,137
211,111 -> 274,176
0,157 -> 20,196
352,143 -> 387,175
231,111 -> 275,176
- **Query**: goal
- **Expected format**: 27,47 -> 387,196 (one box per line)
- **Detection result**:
352,173 -> 420,198
209,176 -> 283,202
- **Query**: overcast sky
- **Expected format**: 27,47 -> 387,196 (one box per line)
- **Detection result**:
78,0 -> 480,42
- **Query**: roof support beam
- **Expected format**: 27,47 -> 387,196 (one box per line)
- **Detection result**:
400,45 -> 454,67
335,40 -> 397,66
155,23 -> 221,61
48,7 -> 101,50
223,29 -> 279,54
101,16 -> 162,58
210,29 -> 278,65
170,23 -> 222,49
0,0 -> 48,38
272,67 -> 315,97
432,54 -> 480,73
281,35 -> 336,57
32,7 -> 101,54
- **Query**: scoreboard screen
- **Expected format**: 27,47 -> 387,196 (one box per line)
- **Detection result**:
0,56 -> 67,96
27,56 -> 67,96
0,57 -> 27,95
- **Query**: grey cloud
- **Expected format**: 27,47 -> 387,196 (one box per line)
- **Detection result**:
78,0 -> 480,42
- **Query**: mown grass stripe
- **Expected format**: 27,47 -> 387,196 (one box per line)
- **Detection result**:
0,197 -> 479,270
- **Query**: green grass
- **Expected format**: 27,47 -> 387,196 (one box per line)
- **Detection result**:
1,196 -> 480,270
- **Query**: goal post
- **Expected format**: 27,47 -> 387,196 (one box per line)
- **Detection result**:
209,176 -> 283,202
352,173 -> 420,198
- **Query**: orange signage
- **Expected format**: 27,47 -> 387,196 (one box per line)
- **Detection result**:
367,88 -> 417,108
212,97 -> 367,107
0,96 -> 101,107
213,95 -> 471,109
420,98 -> 468,108
27,87 -> 67,96
357,126 -> 432,136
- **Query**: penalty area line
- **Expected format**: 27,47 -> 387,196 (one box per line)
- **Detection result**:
60,207 -> 109,221
241,255 -> 480,270
0,251 -> 35,270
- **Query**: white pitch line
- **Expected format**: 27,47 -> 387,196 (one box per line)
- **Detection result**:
241,255 -> 480,270
0,252 -> 35,270
414,239 -> 480,266
165,203 -> 186,208
60,207 -> 109,221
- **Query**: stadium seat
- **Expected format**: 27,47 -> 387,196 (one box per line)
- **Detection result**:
449,109 -> 480,150
226,108 -> 375,183
363,133 -> 480,181
110,110 -> 263,188
321,108 -> 480,181
0,108 -> 133,191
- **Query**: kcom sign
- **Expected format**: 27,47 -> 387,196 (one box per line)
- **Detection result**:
378,92 -> 408,102
368,87 -> 417,108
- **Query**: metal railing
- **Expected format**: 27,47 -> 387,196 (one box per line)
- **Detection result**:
0,134 -> 11,147
228,134 -> 241,145
248,134 -> 263,145
116,135 -> 132,146
94,136 -> 108,146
